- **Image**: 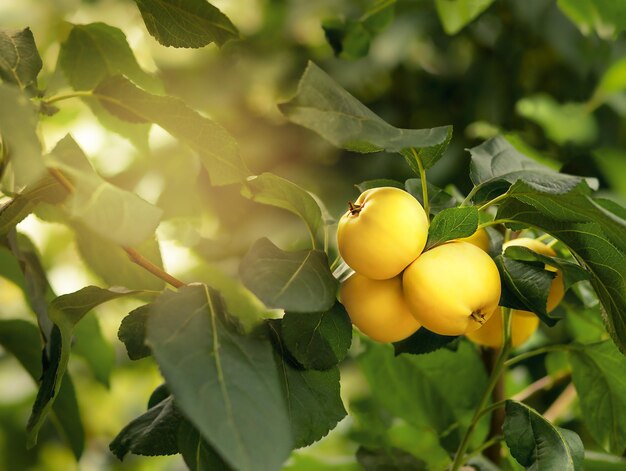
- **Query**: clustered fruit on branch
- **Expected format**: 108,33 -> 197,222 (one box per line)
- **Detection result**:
337,187 -> 564,348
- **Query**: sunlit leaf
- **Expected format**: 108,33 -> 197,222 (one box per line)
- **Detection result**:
134,0 -> 239,48
435,0 -> 495,35
59,23 -> 160,92
146,285 -> 292,471
243,173 -> 323,242
94,76 -> 248,186
0,84 -> 44,190
504,400 -> 583,470
279,62 -> 451,169
569,341 -> 626,454
0,27 -> 42,91
240,238 -> 337,313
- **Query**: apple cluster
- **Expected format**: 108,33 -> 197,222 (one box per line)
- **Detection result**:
337,187 -> 563,348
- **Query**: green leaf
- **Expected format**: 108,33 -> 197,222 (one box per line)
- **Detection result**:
146,285 -> 292,471
356,446 -> 427,471
240,238 -> 338,313
569,341 -> 626,454
435,0 -> 495,35
503,246 -> 589,291
0,28 -> 42,90
516,95 -> 597,146
497,182 -> 626,353
495,254 -> 555,323
279,62 -> 451,167
59,23 -> 160,92
281,303 -> 352,370
405,179 -> 458,214
94,76 -> 248,186
359,341 -> 488,452
403,126 -> 453,174
557,0 -> 626,36
75,228 -> 165,291
27,286 -> 147,448
0,319 -> 85,459
72,313 -> 115,387
503,400 -> 583,470
269,320 -> 347,448
467,136 -> 598,202
323,20 -> 371,60
584,451 -> 626,471
0,84 -> 45,190
134,0 -> 238,48
592,148 -> 626,196
48,135 -> 162,247
177,419 -> 233,470
118,304 -> 151,360
426,206 -> 478,249
393,328 -> 459,356
243,173 -> 323,242
110,395 -> 182,459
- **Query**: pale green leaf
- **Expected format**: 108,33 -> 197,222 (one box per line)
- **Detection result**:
435,0 -> 495,35
0,27 -> 42,90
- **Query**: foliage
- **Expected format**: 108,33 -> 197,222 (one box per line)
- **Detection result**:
1,1 -> 626,470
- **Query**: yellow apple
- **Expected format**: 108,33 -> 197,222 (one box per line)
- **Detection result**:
503,238 -> 564,312
337,187 -> 429,280
457,228 -> 490,252
467,307 -> 540,348
402,241 -> 501,335
340,273 -> 421,343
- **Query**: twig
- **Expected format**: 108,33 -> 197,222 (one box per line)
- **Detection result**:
512,372 -> 571,402
544,382 -> 577,423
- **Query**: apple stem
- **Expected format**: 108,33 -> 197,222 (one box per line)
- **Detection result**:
347,201 -> 362,215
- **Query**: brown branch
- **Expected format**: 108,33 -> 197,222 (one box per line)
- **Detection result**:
47,167 -> 185,289
512,372 -> 571,402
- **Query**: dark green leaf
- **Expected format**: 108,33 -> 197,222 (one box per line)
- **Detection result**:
269,321 -> 347,448
356,446 -> 427,471
110,395 -> 181,459
503,400 -> 583,470
279,62 -> 451,167
323,20 -> 371,60
405,178 -> 458,214
146,285 -> 292,471
178,419 -> 233,471
134,0 -> 239,48
497,185 -> 626,353
359,341 -> 488,452
495,254 -> 556,324
0,319 -> 85,459
0,28 -> 42,90
27,286 -> 146,448
243,172 -> 323,241
59,23 -> 160,92
393,328 -> 459,356
75,228 -> 165,291
426,206 -> 479,249
72,313 -> 115,387
569,341 -> 626,454
467,136 -> 598,203
0,84 -> 44,189
435,0 -> 495,35
94,76 -> 248,186
503,246 -> 589,291
281,303 -> 352,370
240,238 -> 338,313
118,304 -> 151,360
402,126 -> 453,173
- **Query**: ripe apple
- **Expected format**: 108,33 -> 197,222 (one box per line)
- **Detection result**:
467,307 -> 540,348
457,228 -> 490,252
340,273 -> 421,343
337,187 -> 429,280
402,241 -> 501,335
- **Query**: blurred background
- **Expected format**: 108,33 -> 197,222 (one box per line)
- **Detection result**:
1,0 -> 625,469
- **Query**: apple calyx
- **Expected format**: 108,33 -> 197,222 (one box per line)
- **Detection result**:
348,201 -> 362,216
